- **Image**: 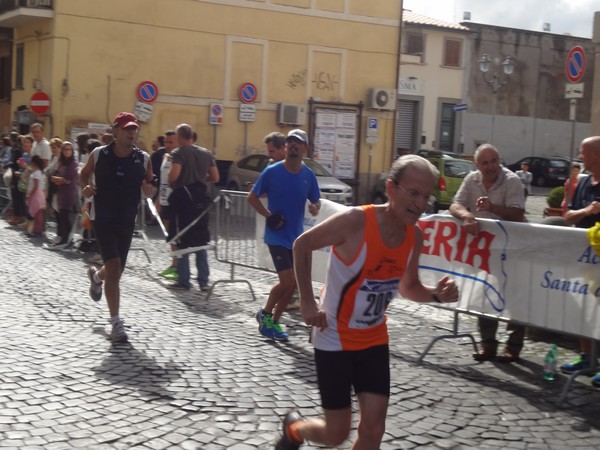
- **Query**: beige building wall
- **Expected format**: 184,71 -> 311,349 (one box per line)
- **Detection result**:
10,0 -> 401,201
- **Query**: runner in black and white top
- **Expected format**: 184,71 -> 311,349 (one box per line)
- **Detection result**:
79,112 -> 156,343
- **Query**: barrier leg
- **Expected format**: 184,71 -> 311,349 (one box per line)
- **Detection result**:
417,310 -> 478,364
205,263 -> 256,302
556,340 -> 599,408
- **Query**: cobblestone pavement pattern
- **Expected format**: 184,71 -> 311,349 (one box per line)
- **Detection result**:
2,192 -> 600,449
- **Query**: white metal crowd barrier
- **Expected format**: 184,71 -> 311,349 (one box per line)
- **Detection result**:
208,189 -> 277,301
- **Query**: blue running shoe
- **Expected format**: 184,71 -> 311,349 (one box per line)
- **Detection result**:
592,372 -> 600,388
256,308 -> 266,325
560,353 -> 590,374
272,321 -> 289,341
259,313 -> 275,339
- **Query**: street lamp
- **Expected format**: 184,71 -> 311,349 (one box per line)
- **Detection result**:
478,53 -> 514,143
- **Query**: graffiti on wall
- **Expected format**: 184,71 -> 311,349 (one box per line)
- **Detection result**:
313,72 -> 338,91
287,70 -> 307,89
287,70 -> 340,92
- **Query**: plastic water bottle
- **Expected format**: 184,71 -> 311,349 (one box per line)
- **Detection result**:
543,344 -> 558,382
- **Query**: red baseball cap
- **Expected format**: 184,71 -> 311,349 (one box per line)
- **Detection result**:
113,112 -> 139,129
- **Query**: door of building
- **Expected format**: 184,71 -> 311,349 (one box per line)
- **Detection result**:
395,99 -> 418,154
439,103 -> 456,151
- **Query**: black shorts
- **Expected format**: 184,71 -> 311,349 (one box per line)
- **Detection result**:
268,245 -> 293,272
92,221 -> 135,270
314,345 -> 390,410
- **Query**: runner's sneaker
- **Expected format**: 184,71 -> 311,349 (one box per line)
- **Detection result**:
256,308 -> 267,325
163,270 -> 179,281
275,410 -> 305,450
259,313 -> 275,339
592,372 -> 600,388
158,266 -> 176,278
272,321 -> 289,341
560,353 -> 591,374
87,266 -> 103,302
110,320 -> 128,343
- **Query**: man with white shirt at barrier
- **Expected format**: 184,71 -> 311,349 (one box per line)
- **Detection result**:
450,143 -> 525,363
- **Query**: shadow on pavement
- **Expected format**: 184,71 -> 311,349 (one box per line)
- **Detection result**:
393,348 -> 600,432
92,343 -> 182,401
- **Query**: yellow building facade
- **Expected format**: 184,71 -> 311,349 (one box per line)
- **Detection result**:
4,0 -> 402,201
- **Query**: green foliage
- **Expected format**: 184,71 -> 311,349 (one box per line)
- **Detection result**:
546,186 -> 564,208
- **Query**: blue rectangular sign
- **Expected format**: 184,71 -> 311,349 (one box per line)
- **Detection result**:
453,103 -> 468,112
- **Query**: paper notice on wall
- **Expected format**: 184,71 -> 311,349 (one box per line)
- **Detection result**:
336,112 -> 356,129
316,111 -> 336,128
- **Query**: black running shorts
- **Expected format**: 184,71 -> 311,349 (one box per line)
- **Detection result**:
314,344 -> 390,410
268,244 -> 293,273
93,221 -> 135,270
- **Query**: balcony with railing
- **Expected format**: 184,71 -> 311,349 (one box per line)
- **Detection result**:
0,0 -> 53,27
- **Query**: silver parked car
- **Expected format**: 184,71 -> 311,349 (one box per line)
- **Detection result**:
227,154 -> 354,205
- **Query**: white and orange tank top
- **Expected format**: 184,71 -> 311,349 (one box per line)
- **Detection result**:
312,205 -> 416,351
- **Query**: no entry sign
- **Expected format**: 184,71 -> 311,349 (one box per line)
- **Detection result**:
565,46 -> 586,84
30,91 -> 50,114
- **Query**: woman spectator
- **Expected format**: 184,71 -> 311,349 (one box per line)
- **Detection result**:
46,137 -> 63,215
50,141 -> 78,246
7,135 -> 31,225
561,162 -> 582,216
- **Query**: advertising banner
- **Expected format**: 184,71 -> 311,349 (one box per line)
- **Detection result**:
418,215 -> 600,339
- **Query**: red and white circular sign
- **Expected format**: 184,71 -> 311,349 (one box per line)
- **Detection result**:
136,81 -> 159,103
30,91 -> 50,115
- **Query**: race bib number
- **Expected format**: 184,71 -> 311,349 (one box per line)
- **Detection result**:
348,278 -> 399,329
159,183 -> 169,204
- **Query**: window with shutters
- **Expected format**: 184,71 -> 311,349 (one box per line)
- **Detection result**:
443,38 -> 461,67
403,31 -> 424,63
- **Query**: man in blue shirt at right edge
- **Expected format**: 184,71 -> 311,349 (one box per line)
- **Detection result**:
561,136 -> 600,386
248,129 -> 321,341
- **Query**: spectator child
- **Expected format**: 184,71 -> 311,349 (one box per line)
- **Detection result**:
26,155 -> 46,236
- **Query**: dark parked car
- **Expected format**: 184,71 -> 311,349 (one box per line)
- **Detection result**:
227,154 -> 354,205
371,153 -> 476,212
507,157 -> 571,187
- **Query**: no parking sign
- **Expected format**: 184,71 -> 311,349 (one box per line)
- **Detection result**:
210,103 -> 223,125
136,81 -> 159,103
238,82 -> 257,104
565,46 -> 586,84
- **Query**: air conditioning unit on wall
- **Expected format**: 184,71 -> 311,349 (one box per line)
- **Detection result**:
277,103 -> 305,126
368,88 -> 396,111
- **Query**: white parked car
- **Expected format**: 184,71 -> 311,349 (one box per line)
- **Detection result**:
227,154 -> 354,205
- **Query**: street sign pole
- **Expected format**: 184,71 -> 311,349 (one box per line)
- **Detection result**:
566,99 -> 577,207
564,45 -> 586,208
213,126 -> 218,157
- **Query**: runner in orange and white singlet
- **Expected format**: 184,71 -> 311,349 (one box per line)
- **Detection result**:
313,204 -> 416,352
274,155 -> 460,450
